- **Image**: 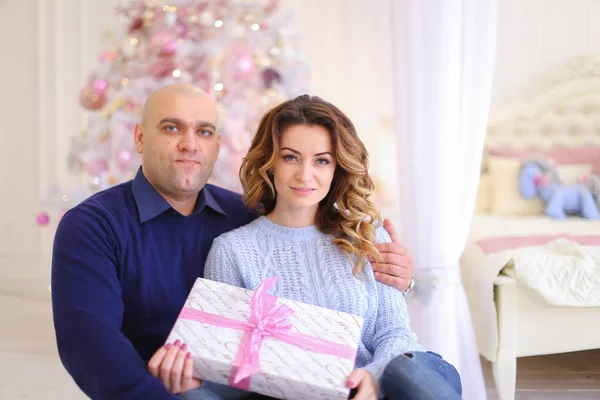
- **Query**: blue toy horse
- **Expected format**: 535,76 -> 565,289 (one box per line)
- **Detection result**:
519,157 -> 600,219
588,172 -> 600,211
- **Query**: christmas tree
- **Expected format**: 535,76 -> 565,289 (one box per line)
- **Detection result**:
38,0 -> 309,225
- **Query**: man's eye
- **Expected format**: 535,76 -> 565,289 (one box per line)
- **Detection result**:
199,129 -> 213,136
165,125 -> 178,132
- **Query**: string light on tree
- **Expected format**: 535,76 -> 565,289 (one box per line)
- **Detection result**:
38,0 -> 310,225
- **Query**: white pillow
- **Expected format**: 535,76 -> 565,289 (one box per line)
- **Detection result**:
475,173 -> 491,213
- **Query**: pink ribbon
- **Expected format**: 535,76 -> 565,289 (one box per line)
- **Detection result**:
178,277 -> 357,390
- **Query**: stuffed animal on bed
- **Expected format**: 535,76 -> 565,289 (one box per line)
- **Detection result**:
518,157 -> 600,219
586,172 -> 600,211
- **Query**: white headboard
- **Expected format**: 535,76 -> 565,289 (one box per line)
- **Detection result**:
485,53 -> 600,152
476,54 -> 600,215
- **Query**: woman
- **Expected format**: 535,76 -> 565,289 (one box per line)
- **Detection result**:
154,95 -> 461,400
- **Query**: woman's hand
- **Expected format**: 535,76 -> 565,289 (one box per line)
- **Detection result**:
148,340 -> 202,394
347,368 -> 378,400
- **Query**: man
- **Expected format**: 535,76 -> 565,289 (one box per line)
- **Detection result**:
51,84 -> 414,400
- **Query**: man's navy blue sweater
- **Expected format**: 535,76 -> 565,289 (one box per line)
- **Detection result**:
51,169 -> 255,399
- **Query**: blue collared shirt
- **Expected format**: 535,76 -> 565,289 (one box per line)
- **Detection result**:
51,168 -> 255,399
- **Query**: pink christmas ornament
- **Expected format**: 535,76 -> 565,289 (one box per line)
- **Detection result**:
98,50 -> 118,62
175,22 -> 189,39
80,86 -> 107,110
116,150 -> 133,171
85,160 -> 109,176
150,57 -> 176,78
93,79 -> 109,94
235,52 -> 255,79
151,31 -> 178,56
125,100 -> 138,112
36,212 -> 50,226
160,40 -> 178,57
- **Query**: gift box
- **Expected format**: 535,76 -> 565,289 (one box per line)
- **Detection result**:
166,277 -> 364,400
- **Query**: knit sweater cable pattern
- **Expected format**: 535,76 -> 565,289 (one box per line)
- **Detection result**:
204,216 -> 423,391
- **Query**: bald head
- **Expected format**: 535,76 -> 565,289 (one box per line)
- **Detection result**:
141,83 -> 218,127
133,82 -> 222,212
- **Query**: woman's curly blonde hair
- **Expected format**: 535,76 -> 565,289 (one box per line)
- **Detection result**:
239,95 -> 382,276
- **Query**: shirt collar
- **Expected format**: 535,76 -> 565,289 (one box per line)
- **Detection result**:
131,168 -> 227,223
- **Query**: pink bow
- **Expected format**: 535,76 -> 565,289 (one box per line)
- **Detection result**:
177,277 -> 357,390
533,172 -> 552,187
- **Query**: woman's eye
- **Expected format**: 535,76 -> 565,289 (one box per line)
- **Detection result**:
283,155 -> 296,161
316,159 -> 330,165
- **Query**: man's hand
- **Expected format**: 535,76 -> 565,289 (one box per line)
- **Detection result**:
148,340 -> 202,394
372,218 -> 413,292
346,368 -> 378,400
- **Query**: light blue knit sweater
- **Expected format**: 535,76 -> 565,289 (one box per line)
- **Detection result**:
204,216 -> 423,393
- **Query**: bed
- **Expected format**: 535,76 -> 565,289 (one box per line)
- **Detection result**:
460,54 -> 600,400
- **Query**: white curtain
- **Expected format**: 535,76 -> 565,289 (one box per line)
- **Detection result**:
390,1 -> 498,399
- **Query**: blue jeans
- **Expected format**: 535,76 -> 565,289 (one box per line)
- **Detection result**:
178,382 -> 275,400
379,351 -> 462,400
180,352 -> 461,400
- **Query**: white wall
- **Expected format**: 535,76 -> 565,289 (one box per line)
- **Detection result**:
492,0 -> 600,107
1,0 -> 598,255
282,0 -> 400,215
0,0 -> 42,255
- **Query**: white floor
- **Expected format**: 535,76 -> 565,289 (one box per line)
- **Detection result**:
2,255 -> 599,400
1,255 -> 86,399
482,351 -> 600,400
